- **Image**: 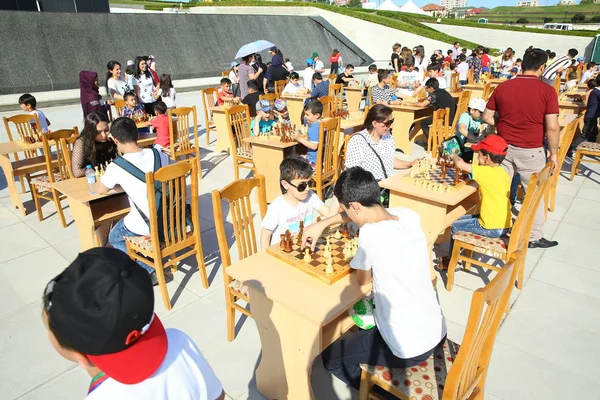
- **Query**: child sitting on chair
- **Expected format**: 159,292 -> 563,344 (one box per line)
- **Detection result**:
295,99 -> 323,168
217,77 -> 239,106
120,92 -> 149,135
151,101 -> 170,151
19,93 -> 51,133
260,156 -> 338,248
301,166 -> 447,390
251,100 -> 276,136
273,99 -> 290,123
440,135 -> 512,269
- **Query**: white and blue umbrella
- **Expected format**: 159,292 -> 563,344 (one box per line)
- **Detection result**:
234,40 -> 276,59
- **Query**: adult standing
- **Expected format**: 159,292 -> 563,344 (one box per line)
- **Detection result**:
391,43 -> 402,74
541,48 -> 578,86
253,54 -> 269,94
105,61 -> 128,101
132,56 -> 158,115
498,48 -> 516,79
450,42 -> 461,62
238,54 -> 263,100
482,48 -> 559,249
265,57 -> 290,93
79,71 -> 109,118
268,46 -> 283,66
329,49 -> 343,75
229,61 -> 240,97
413,45 -> 428,75
468,47 -> 484,83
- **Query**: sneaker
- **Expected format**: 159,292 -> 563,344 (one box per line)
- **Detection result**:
528,237 -> 558,249
149,271 -> 159,286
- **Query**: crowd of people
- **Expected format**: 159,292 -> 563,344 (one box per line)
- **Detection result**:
29,36 -> 600,400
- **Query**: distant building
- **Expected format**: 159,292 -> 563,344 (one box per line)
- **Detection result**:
558,0 -> 574,4
335,0 -> 349,5
421,3 -> 447,17
516,0 -> 539,6
440,0 -> 466,11
467,7 -> 484,15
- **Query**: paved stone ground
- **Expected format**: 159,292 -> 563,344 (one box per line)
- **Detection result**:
1,93 -> 599,399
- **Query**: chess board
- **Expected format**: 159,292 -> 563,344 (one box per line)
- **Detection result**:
403,165 -> 468,192
266,228 -> 355,285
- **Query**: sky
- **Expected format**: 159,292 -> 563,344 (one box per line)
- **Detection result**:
405,0 -> 563,7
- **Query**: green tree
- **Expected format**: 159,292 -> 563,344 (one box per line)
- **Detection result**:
543,17 -> 553,23
348,0 -> 362,8
516,17 -> 529,23
580,0 -> 593,4
571,13 -> 585,22
591,15 -> 600,23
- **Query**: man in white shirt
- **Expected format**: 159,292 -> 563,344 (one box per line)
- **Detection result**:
302,167 -> 447,389
302,58 -> 315,90
41,247 -> 225,400
396,56 -> 423,98
541,48 -> 578,86
98,117 -> 168,285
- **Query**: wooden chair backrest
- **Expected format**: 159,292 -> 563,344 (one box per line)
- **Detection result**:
316,117 -> 341,184
451,90 -> 472,132
114,99 -> 126,116
557,116 -> 582,171
553,73 -> 562,95
481,82 -> 492,101
222,70 -> 229,78
318,96 -> 332,118
507,163 -> 552,257
259,93 -> 277,105
144,160 -> 199,249
443,252 -> 520,400
450,73 -> 459,93
328,74 -> 337,85
337,132 -> 354,179
428,108 -> 450,158
201,87 -> 219,125
367,86 -> 374,105
167,106 -> 199,160
274,80 -> 287,98
211,176 -> 267,269
41,129 -> 77,184
576,64 -> 583,82
467,68 -> 475,84
390,75 -> 398,90
3,114 -> 44,159
225,105 -> 252,156
329,84 -> 343,113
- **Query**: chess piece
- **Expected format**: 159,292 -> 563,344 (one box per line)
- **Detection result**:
453,166 -> 460,185
334,229 -> 341,240
436,152 -> 442,166
323,245 -> 331,259
284,238 -> 293,253
325,257 -> 334,274
303,249 -> 312,263
341,224 -> 349,238
441,161 -> 447,179
279,234 -> 286,250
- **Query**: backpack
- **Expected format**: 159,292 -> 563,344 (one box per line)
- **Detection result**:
113,149 -> 193,242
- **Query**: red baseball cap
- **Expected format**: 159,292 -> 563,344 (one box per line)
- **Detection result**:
471,134 -> 508,156
45,248 -> 167,384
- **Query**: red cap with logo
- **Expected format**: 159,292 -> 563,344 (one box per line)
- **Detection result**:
471,134 -> 508,156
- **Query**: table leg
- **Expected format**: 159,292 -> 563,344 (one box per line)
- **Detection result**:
286,98 -> 305,127
346,90 -> 361,113
0,155 -> 25,215
390,109 -> 414,155
252,146 -> 292,203
67,197 -> 98,251
214,111 -> 231,153
250,287 -> 322,400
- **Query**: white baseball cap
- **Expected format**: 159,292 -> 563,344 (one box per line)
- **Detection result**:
468,98 -> 487,113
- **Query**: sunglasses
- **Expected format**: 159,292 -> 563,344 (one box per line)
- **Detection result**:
287,179 -> 314,192
381,118 -> 395,127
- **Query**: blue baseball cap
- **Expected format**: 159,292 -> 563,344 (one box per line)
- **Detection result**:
306,58 -> 314,66
256,100 -> 271,113
230,61 -> 239,67
274,99 -> 287,111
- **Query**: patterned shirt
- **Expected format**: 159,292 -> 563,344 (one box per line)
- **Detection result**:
345,129 -> 395,181
468,56 -> 482,82
371,85 -> 395,104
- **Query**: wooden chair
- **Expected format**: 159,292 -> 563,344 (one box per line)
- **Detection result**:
318,96 -> 333,118
221,69 -> 229,78
553,73 -> 562,95
201,88 -> 218,145
390,75 -> 398,90
481,82 -> 492,102
545,115 -> 582,216
329,83 -> 343,114
366,86 -> 374,106
212,176 -> 267,341
165,106 -> 200,166
259,93 -> 277,105
3,113 -> 46,194
428,108 -> 451,158
358,252 -> 520,400
274,80 -> 287,98
467,68 -> 475,84
328,73 -> 337,85
576,64 -> 583,83
313,117 -> 341,199
30,129 -> 77,228
124,160 -> 208,311
225,104 -> 256,180
449,73 -> 460,93
337,132 -> 354,179
570,138 -> 600,182
113,99 -> 125,116
446,163 -> 553,291
451,90 -> 472,133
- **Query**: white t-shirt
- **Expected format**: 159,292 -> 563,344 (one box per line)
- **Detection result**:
101,149 -> 168,235
436,76 -> 447,90
302,67 -> 314,90
284,61 -> 294,72
351,208 -> 447,359
31,110 -> 49,133
228,70 -> 239,84
282,82 -> 302,95
261,192 -> 325,246
87,329 -> 223,400
314,60 -> 325,72
157,87 -> 177,108
397,70 -> 422,96
456,62 -> 469,81
133,74 -> 155,104
107,78 -> 128,99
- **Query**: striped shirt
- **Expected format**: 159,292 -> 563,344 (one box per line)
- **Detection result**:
542,55 -> 575,80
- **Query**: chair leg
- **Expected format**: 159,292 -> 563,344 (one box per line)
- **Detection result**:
463,249 -> 473,271
549,181 -> 558,213
52,189 -> 67,228
31,186 -> 43,222
446,242 -> 462,291
358,369 -> 373,400
154,256 -> 171,311
226,290 -> 236,342
516,255 -> 526,290
19,175 -> 27,194
195,236 -> 209,289
233,161 -> 240,181
569,150 -> 581,181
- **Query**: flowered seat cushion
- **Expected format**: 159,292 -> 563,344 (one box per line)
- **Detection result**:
577,141 -> 600,151
360,339 -> 460,400
31,173 -> 63,191
228,279 -> 249,297
237,149 -> 253,159
125,235 -> 169,252
452,231 -> 508,259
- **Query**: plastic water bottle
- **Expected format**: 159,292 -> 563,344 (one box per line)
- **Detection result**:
85,165 -> 97,195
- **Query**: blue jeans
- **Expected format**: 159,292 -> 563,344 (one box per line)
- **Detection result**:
449,215 -> 509,255
509,173 -> 521,205
109,219 -> 153,274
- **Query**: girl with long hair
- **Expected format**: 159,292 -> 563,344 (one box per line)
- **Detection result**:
105,60 -> 128,100
499,47 -> 516,78
229,61 -> 240,96
413,45 -> 428,74
70,111 -> 117,178
329,49 -> 343,75
154,73 -> 176,108
133,56 -> 159,115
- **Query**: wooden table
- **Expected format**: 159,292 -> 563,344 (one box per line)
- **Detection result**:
462,84 -> 485,99
53,178 -> 129,251
137,132 -> 157,147
0,140 -> 49,215
380,172 -> 479,279
388,103 -> 432,155
339,117 -> 363,134
559,99 -> 585,114
243,136 -> 299,203
344,87 -> 363,113
282,94 -> 311,127
227,251 -> 372,400
210,105 -> 233,153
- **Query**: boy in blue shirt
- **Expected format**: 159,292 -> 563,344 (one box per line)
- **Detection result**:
251,100 -> 276,136
455,97 -> 486,144
295,99 -> 323,168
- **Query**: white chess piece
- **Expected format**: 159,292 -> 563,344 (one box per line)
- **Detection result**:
334,229 -> 341,240
325,257 -> 334,274
303,249 -> 311,263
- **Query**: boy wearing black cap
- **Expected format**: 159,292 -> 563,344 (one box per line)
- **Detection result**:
42,247 -> 225,399
440,135 -> 512,269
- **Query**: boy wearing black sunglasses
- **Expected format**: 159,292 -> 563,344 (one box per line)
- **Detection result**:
260,156 -> 339,248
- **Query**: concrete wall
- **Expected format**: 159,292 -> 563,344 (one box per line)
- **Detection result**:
423,23 -> 596,58
0,10 -> 371,95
